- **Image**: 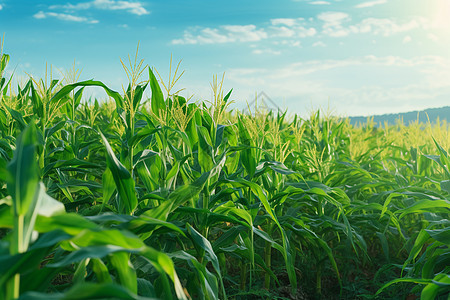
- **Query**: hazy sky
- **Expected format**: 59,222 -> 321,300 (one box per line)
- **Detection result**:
1,0 -> 450,116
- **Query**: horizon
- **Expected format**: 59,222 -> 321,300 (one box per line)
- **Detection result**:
1,0 -> 450,117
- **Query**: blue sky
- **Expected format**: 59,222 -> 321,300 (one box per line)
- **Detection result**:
1,0 -> 449,116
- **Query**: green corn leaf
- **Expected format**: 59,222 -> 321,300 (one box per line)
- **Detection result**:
187,224 -> 221,275
196,125 -> 214,172
191,259 -> 219,300
35,213 -> 99,236
102,168 -> 116,205
213,201 -> 253,227
0,53 -> 10,74
140,247 -> 187,300
237,117 -> 256,178
50,80 -> 124,109
73,87 -> 84,110
44,119 -> 66,140
109,252 -> 137,294
90,258 -> 113,284
170,251 -> 219,300
7,124 -> 39,252
126,215 -> 186,239
187,224 -> 225,299
397,199 -> 450,219
48,245 -> 138,268
422,273 -> 450,300
224,177 -> 297,292
137,279 -> 156,298
19,282 -> 157,300
376,278 -> 433,296
403,229 -> 430,273
0,247 -> 51,289
100,132 -> 137,215
148,67 -> 165,117
132,83 -> 147,112
143,171 -> 209,221
5,106 -> 27,131
72,259 -> 88,284
440,180 -> 450,194
426,227 -> 450,245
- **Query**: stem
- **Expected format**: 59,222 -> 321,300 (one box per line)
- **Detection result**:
240,259 -> 247,291
316,264 -> 322,296
249,227 -> 254,290
200,179 -> 210,241
129,110 -> 135,178
5,275 -> 19,300
7,214 -> 24,299
264,221 -> 274,290
264,241 -> 272,289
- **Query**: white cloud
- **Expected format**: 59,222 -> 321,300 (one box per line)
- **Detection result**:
33,11 -> 46,19
317,12 -> 427,37
273,26 -> 316,38
223,25 -> 268,41
351,17 -> 427,36
0,4 -> 3,10
172,25 -> 267,45
271,26 -> 296,37
226,55 -> 450,116
312,41 -> 326,47
317,12 -> 351,37
270,18 -> 317,38
252,48 -> 282,55
318,12 -> 350,26
273,40 -> 301,47
355,0 -> 387,8
49,0 -> 149,16
172,19 -> 317,45
427,33 -> 439,42
402,35 -> 412,43
33,11 -> 99,23
173,13 -> 427,46
309,1 -> 331,4
271,18 -> 301,27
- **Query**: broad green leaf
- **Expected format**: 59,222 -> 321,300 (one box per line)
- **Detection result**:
7,124 -> 38,217
5,106 -> 27,130
100,132 -> 137,215
397,199 -> 450,219
44,119 -> 66,140
90,258 -> 112,284
403,229 -> 430,273
50,80 -> 124,109
144,172 -> 209,221
237,117 -> 256,178
19,283 -> 156,300
186,224 -> 225,299
426,227 -> 450,245
422,273 -> 450,300
196,125 -> 214,172
440,180 -> 450,194
109,251 -> 137,294
140,247 -> 187,300
148,67 -> 165,117
376,278 -> 433,296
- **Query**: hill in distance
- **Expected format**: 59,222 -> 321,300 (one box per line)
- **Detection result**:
348,106 -> 450,126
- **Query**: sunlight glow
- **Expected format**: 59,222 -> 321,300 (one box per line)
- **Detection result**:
433,0 -> 450,29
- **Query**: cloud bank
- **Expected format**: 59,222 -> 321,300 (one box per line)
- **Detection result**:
49,0 -> 149,16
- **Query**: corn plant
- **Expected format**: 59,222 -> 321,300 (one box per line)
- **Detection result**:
1,43 -> 450,299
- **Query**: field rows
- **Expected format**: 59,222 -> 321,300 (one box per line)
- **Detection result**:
0,47 -> 449,299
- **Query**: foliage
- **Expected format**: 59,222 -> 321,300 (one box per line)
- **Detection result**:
0,42 -> 449,299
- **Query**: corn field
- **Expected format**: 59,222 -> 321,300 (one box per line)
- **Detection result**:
0,41 -> 449,300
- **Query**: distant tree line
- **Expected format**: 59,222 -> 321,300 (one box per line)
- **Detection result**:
348,106 -> 450,126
